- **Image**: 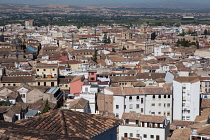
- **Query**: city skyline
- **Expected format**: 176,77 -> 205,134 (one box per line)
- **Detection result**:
1,0 -> 210,8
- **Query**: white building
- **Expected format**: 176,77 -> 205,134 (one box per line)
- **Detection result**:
119,111 -> 170,140
173,77 -> 200,121
154,45 -> 172,56
104,87 -> 173,122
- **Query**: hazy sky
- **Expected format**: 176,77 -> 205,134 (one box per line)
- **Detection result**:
0,0 -> 210,6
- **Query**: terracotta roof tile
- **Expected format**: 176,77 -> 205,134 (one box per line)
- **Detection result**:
122,111 -> 165,123
174,76 -> 200,83
169,128 -> 191,140
16,109 -> 122,139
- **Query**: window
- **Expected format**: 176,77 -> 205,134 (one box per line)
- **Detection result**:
158,95 -> 161,98
43,69 -> 46,71
129,104 -> 133,109
156,135 -> 160,140
3,84 -> 5,86
168,95 -> 170,98
167,112 -> 170,116
141,108 -> 143,113
91,78 -> 95,81
159,103 -> 161,106
91,72 -> 94,75
158,112 -> 161,115
124,105 -> 126,109
151,103 -> 155,106
136,104 -> 139,109
38,82 -> 40,86
136,134 -> 140,137
130,133 -> 133,137
167,103 -> 170,107
13,84 -> 16,86
21,94 -> 25,98
164,95 -> 166,98
136,120 -> 139,125
116,105 -> 119,109
151,112 -> 155,115
141,98 -> 143,104
51,82 -> 54,87
52,69 -> 55,71
153,95 -> 155,98
65,85 -> 68,87
129,96 -> 132,100
8,84 -> 10,86
136,96 -> 139,101
37,69 -> 39,71
143,134 -> 147,138
125,119 -> 129,124
44,82 -> 46,86
164,103 -> 166,107
124,133 -> 128,137
85,87 -> 88,92
151,135 -> 154,139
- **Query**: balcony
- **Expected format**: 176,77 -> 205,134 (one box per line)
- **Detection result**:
35,75 -> 57,81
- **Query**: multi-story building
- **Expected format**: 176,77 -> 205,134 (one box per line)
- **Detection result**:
104,87 -> 173,122
119,111 -> 170,140
35,65 -> 58,87
173,77 -> 200,121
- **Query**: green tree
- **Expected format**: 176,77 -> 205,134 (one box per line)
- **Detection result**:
204,29 -> 208,35
112,48 -> 116,52
91,49 -> 98,63
103,33 -> 108,43
107,37 -> 111,44
122,46 -> 127,50
196,41 -> 199,49
41,99 -> 51,114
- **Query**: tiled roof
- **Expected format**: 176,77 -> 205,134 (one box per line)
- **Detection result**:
201,99 -> 210,109
171,120 -> 193,127
174,76 -> 200,83
0,121 -> 75,140
136,73 -> 166,80
105,87 -> 172,96
122,111 -> 141,120
16,109 -> 122,139
1,76 -> 35,83
66,98 -> 89,109
140,115 -> 165,123
195,108 -> 210,122
196,125 -> 210,135
122,111 -> 165,123
71,75 -> 84,83
110,76 -> 137,82
169,128 -> 191,140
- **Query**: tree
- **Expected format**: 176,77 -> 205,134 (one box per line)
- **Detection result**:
196,41 -> 199,49
41,99 -> 51,114
204,29 -> 208,35
113,37 -> 115,43
112,48 -> 116,52
107,37 -> 111,44
103,33 -> 108,44
122,46 -> 127,50
91,49 -> 98,63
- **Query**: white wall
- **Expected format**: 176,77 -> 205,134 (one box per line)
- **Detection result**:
173,80 -> 200,121
119,125 -> 167,140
